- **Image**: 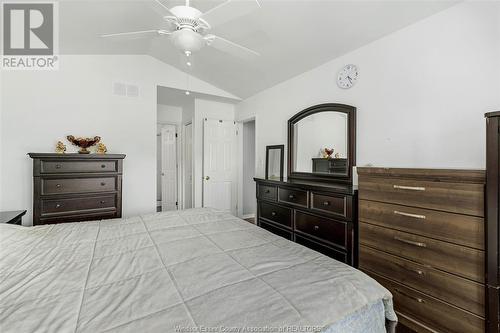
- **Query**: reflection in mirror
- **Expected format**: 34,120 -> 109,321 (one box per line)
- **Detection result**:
293,111 -> 348,175
266,145 -> 284,180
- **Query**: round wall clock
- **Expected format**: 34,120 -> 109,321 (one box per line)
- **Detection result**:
337,64 -> 359,89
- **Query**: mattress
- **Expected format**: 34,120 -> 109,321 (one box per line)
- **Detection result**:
0,208 -> 396,332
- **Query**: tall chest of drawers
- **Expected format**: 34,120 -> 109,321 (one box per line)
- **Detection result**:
29,153 -> 125,225
255,178 -> 358,266
358,167 -> 486,333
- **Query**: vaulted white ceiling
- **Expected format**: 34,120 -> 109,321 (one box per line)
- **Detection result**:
60,0 -> 457,98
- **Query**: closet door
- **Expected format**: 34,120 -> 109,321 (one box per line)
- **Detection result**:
161,124 -> 178,211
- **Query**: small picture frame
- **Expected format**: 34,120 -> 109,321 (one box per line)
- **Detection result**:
266,145 -> 284,180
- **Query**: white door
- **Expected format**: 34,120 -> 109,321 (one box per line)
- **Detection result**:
161,124 -> 177,211
203,119 -> 237,213
184,122 -> 193,209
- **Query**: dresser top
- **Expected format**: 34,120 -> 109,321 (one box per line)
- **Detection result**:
357,167 -> 485,184
28,153 -> 126,159
254,177 -> 357,195
485,111 -> 500,118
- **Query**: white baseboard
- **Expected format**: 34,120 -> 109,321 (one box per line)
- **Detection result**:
242,214 -> 255,220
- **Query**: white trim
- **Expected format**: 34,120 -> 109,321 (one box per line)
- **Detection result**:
242,214 -> 255,220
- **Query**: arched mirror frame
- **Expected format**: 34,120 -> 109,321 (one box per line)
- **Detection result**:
287,103 -> 356,184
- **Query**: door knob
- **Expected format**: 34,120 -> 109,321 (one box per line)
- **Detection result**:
205,176 -> 210,180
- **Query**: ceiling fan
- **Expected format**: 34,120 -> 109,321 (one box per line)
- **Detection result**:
101,0 -> 261,59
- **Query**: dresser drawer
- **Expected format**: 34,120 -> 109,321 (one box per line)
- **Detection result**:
257,184 -> 277,201
278,187 -> 308,207
359,200 -> 484,250
38,211 -> 118,225
359,176 -> 484,217
41,195 -> 116,215
295,211 -> 347,249
259,220 -> 293,241
40,160 -> 118,174
368,272 -> 484,333
295,234 -> 347,264
259,202 -> 292,228
359,245 -> 484,316
41,177 -> 117,195
360,222 -> 484,283
310,192 -> 351,220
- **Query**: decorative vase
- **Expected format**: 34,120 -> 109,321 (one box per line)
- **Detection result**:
66,135 -> 101,154
324,148 -> 334,159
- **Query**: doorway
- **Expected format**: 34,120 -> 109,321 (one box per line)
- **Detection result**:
157,123 -> 178,212
183,122 -> 193,209
241,120 -> 256,220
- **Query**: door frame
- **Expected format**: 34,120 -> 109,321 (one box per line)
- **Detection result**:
237,115 -> 257,219
181,121 -> 194,210
157,121 -> 181,211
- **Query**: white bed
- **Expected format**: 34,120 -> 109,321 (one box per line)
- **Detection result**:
0,208 -> 396,332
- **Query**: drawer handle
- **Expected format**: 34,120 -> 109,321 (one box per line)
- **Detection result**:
55,204 -> 61,208
394,236 -> 427,248
271,211 -> 276,216
100,200 -> 106,204
395,262 -> 425,276
56,184 -> 62,188
55,164 -> 61,169
101,182 -> 106,186
394,210 -> 426,220
101,164 -> 106,168
265,189 -> 270,194
395,288 -> 425,303
314,225 -> 319,231
322,201 -> 330,206
288,194 -> 295,200
393,185 -> 426,191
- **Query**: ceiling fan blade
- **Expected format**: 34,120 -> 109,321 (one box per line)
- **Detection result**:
149,0 -> 176,18
101,30 -> 169,40
205,34 -> 259,59
200,0 -> 260,28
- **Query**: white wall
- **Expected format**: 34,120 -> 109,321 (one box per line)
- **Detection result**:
182,98 -> 195,125
242,121 -> 256,216
236,2 -> 500,178
0,55 -> 237,225
157,104 -> 182,124
193,98 -> 236,207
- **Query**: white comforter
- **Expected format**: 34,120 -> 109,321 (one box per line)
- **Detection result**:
0,208 -> 395,332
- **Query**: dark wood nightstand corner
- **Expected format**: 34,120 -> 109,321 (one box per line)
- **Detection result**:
0,210 -> 27,225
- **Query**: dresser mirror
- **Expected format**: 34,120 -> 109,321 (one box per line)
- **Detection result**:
288,104 -> 356,183
265,145 -> 284,180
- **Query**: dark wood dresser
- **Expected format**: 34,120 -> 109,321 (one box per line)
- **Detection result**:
486,111 -> 500,333
28,153 -> 125,225
254,178 -> 358,266
358,167 -> 486,333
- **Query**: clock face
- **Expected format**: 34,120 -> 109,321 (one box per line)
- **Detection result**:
337,64 -> 358,89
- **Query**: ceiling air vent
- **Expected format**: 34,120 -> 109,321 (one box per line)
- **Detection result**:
112,82 -> 139,97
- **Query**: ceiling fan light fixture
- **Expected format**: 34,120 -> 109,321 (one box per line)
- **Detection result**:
171,29 -> 205,52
